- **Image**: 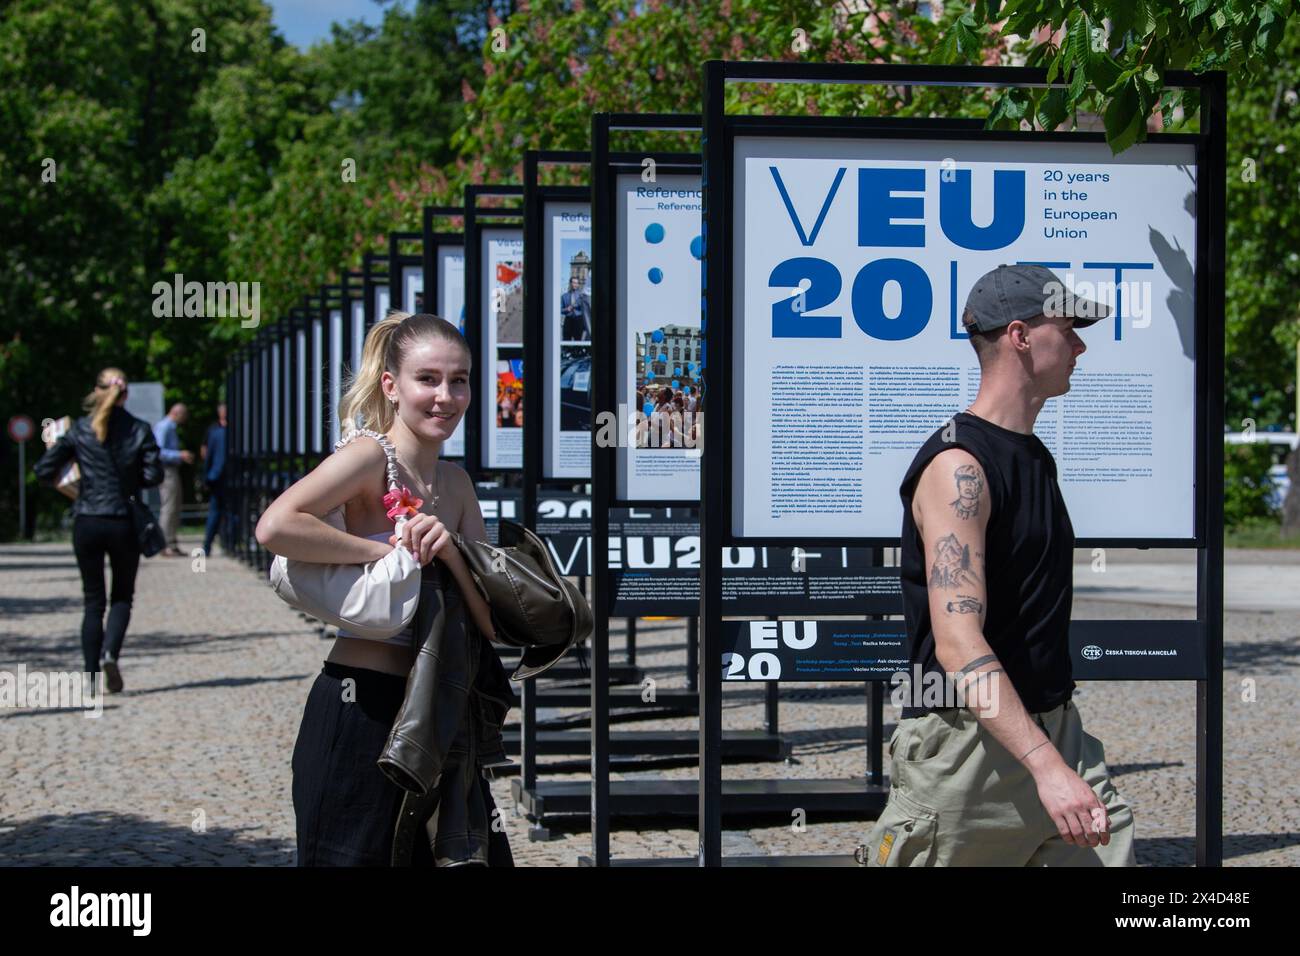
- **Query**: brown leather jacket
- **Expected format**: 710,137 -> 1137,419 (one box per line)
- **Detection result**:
379,562 -> 515,866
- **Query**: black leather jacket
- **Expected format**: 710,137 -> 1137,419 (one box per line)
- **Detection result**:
33,408 -> 163,516
381,562 -> 515,866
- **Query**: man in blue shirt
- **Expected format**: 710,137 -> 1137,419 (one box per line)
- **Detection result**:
152,404 -> 193,556
200,404 -> 229,556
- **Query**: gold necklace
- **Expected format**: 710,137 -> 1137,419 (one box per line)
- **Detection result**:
395,451 -> 440,513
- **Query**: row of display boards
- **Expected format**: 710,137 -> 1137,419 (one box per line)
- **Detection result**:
224,62 -> 1227,866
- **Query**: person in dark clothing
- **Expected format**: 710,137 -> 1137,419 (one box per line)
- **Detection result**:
200,403 -> 229,556
863,265 -> 1134,867
559,275 -> 591,341
33,367 -> 163,694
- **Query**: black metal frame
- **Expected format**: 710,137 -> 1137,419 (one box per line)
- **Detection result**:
415,206 -> 470,461
589,114 -> 703,865
512,151 -> 595,832
588,110 -> 983,868
523,150 -> 591,488
386,231 -> 419,315
362,251 -> 389,333
316,283 -> 343,460
700,60 -> 1226,867
463,184 -> 525,476
421,204 -> 465,319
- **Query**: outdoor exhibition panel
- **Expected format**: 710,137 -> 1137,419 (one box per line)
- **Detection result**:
419,205 -> 469,459
583,113 -> 921,865
463,184 -> 525,475
701,61 -> 1226,866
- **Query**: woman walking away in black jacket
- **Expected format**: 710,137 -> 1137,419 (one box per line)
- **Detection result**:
34,368 -> 163,694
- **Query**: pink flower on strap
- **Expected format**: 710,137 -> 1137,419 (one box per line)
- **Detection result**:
383,486 -> 423,522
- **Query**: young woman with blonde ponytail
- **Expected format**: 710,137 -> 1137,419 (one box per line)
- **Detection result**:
34,368 -> 163,694
256,311 -> 514,867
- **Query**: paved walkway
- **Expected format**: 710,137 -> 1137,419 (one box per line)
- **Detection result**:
1,536 -> 1296,866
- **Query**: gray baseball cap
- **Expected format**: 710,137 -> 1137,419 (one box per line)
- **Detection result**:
962,264 -> 1109,334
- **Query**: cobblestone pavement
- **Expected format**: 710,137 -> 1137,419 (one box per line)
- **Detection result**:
1,537 -> 1296,866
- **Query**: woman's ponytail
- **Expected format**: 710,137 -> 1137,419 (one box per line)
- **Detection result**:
83,367 -> 128,443
338,312 -> 409,439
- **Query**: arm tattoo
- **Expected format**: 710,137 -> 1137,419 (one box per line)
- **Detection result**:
965,667 -> 1004,687
945,594 -> 983,614
950,464 -> 983,519
928,533 -> 983,589
954,653 -> 999,679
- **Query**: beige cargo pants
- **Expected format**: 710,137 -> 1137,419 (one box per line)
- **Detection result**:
864,699 -> 1136,866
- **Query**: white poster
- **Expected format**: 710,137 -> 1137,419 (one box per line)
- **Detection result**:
311,317 -> 323,453
480,228 -> 524,469
433,246 -> 467,459
271,340 -> 281,452
329,308 -> 343,448
544,202 -> 593,479
241,361 -> 251,454
401,265 -> 422,314
617,174 -> 704,501
732,136 -> 1198,539
296,326 -> 307,454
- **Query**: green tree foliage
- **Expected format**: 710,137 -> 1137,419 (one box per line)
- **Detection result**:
1224,441 -> 1279,526
0,0 -> 283,530
956,0 -> 1297,152
1224,36 -> 1300,432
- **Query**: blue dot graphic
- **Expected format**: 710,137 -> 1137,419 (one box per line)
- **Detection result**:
645,223 -> 665,244
690,235 -> 703,259
648,268 -> 663,284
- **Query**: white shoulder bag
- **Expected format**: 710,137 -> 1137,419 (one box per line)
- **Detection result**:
268,429 -> 421,639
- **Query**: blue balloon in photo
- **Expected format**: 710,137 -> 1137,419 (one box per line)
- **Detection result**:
648,267 -> 663,284
645,223 -> 665,244
658,352 -> 667,362
672,380 -> 680,387
690,235 -> 703,259
643,402 -> 654,417
674,367 -> 681,375
651,328 -> 664,343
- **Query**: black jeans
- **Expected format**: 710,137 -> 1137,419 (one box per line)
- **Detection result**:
202,478 -> 229,554
72,514 -> 140,674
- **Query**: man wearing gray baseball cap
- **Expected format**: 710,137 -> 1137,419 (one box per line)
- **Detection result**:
862,264 -> 1136,866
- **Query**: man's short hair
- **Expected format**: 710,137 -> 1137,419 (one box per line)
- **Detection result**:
965,309 -> 1046,363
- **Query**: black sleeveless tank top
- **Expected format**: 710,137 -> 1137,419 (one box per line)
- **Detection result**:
898,411 -> 1075,718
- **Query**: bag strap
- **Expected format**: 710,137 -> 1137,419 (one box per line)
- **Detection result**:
335,428 -> 412,536
335,427 -> 401,493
